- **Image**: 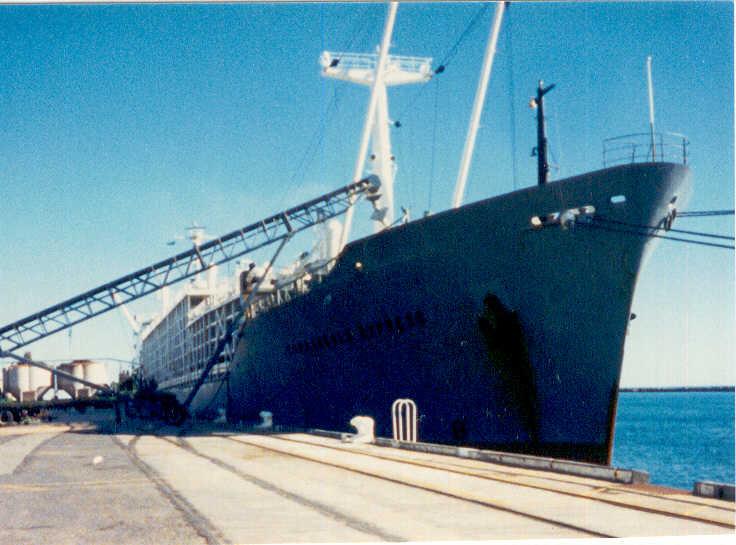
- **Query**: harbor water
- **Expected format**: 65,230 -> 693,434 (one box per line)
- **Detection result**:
612,390 -> 735,490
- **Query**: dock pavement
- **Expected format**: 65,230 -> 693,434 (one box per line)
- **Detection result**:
0,410 -> 733,544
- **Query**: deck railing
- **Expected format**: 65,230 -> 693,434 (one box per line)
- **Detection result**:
602,132 -> 689,168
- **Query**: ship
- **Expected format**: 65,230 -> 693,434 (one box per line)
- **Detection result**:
138,4 -> 692,464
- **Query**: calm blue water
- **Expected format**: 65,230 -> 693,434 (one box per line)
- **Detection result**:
612,391 -> 734,490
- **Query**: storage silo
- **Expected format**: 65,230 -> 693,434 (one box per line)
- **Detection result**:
7,364 -> 31,402
82,360 -> 108,387
2,367 -> 12,400
72,360 -> 89,399
29,366 -> 52,400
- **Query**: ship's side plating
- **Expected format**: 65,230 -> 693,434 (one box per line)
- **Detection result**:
227,162 -> 691,464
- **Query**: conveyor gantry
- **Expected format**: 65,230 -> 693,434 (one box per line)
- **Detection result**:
0,175 -> 380,352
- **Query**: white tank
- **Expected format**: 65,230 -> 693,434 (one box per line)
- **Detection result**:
72,361 -> 87,398
18,364 -> 32,393
82,360 -> 108,387
29,366 -> 51,393
9,364 -> 31,400
72,361 -> 85,381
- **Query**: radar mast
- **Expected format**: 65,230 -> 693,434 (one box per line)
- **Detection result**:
320,49 -> 432,234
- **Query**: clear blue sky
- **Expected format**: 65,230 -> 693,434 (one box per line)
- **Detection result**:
0,2 -> 732,387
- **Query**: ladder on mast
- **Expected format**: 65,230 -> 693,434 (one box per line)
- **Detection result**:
0,175 -> 380,353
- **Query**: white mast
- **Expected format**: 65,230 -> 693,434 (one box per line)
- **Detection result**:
321,2 -> 432,251
452,2 -> 506,209
646,55 -> 656,161
332,1 -> 397,250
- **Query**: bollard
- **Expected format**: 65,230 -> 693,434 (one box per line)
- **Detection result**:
256,410 -> 273,429
348,416 -> 375,444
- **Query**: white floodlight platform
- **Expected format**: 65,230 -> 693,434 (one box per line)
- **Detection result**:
320,51 -> 433,86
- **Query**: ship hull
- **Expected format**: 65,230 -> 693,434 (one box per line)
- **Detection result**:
222,163 -> 689,464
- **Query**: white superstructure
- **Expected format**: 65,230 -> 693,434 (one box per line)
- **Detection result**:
138,267 -> 241,392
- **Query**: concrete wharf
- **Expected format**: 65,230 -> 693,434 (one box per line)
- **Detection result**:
0,416 -> 733,544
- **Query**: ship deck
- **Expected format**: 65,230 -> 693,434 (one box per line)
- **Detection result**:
0,413 -> 732,543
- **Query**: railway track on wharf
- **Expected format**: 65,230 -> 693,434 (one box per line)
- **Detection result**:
2,421 -> 731,543
215,432 -> 733,538
122,430 -> 602,541
245,432 -> 735,529
166,434 -> 611,539
118,428 -> 733,541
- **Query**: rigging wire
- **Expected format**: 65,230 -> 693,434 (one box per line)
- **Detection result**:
435,3 -> 491,73
549,102 -> 563,179
678,209 -> 735,218
287,87 -> 340,187
593,216 -> 735,241
392,104 -> 414,215
580,222 -> 734,250
579,217 -> 735,250
428,78 -> 440,214
394,3 -> 490,125
42,357 -> 137,364
283,5 -> 374,198
548,141 -> 560,178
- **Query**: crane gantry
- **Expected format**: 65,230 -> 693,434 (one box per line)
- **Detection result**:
0,175 -> 380,354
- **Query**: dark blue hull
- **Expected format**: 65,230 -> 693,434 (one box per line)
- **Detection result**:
226,163 -> 691,464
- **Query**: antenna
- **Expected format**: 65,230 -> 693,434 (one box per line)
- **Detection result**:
646,55 -> 656,161
530,80 -> 555,186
